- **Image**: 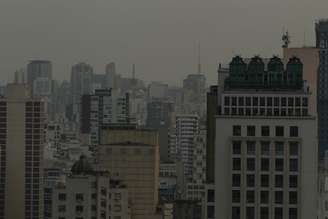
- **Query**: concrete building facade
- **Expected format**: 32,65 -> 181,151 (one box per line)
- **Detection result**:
0,83 -> 46,219
215,56 -> 318,219
96,127 -> 160,219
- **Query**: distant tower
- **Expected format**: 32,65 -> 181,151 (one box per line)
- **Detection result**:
132,64 -> 136,79
197,42 -> 202,74
282,31 -> 291,48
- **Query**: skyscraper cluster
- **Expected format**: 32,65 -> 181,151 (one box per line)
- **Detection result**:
2,19 -> 328,219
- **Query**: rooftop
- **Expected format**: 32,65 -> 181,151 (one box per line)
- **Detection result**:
224,56 -> 304,90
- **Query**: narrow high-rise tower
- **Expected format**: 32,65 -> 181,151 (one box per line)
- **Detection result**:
0,83 -> 46,219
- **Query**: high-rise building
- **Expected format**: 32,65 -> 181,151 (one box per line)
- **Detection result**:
106,62 -> 118,89
71,62 -> 94,101
0,83 -> 46,219
215,56 -> 318,219
316,20 -> 328,157
70,62 -> 94,124
182,74 -> 206,116
148,82 -> 169,100
175,114 -> 199,181
80,89 -> 130,145
206,65 -> 229,183
27,60 -> 52,86
96,127 -> 160,219
147,100 -> 174,162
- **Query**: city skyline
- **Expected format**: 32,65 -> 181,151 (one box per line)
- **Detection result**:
1,0 -> 328,85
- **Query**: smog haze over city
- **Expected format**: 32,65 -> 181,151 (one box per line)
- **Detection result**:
2,0 -> 328,219
0,0 -> 327,84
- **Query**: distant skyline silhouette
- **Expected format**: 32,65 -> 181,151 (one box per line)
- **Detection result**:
0,0 -> 326,85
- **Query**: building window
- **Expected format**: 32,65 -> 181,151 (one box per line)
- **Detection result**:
76,194 -> 84,202
259,97 -> 265,106
247,158 -> 255,171
289,175 -> 298,188
275,207 -> 283,219
274,191 -> 284,206
232,97 -> 237,106
295,97 -> 301,106
275,126 -> 284,137
260,191 -> 269,204
233,126 -> 241,136
260,207 -> 269,219
275,175 -> 283,188
233,158 -> 241,171
274,97 -> 280,107
290,126 -> 298,137
281,97 -> 286,107
275,159 -> 284,171
290,159 -> 298,172
232,174 -> 241,187
267,97 -> 272,106
289,191 -> 297,204
232,141 -> 241,155
289,208 -> 297,219
275,142 -> 284,156
224,97 -> 230,105
246,97 -> 251,106
289,142 -> 299,156
76,205 -> 83,212
253,97 -> 258,106
247,141 -> 256,155
246,207 -> 255,219
261,141 -> 270,155
238,97 -> 244,106
261,158 -> 270,171
247,126 -> 255,136
261,126 -> 270,137
246,191 -> 254,203
232,207 -> 240,219
247,174 -> 255,187
58,193 -> 66,201
232,190 -> 240,203
302,97 -> 308,107
288,97 -> 294,107
261,175 -> 269,187
58,205 -> 66,212
207,189 -> 214,202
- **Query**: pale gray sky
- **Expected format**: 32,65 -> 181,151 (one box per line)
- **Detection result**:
0,0 -> 327,86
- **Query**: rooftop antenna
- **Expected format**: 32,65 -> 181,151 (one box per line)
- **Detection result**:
197,42 -> 201,74
303,30 -> 307,47
282,30 -> 291,48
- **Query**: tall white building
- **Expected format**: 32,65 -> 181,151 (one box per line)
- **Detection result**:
175,114 -> 199,181
80,89 -> 130,145
0,83 -> 46,219
215,56 -> 318,219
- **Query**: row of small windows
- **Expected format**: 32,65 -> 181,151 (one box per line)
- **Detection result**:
232,190 -> 298,205
224,96 -> 308,107
232,206 -> 297,219
232,158 -> 299,172
224,107 -> 308,117
232,174 -> 298,188
232,141 -> 299,156
233,125 -> 298,137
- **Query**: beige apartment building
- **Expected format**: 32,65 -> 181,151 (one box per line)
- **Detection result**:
96,127 -> 160,219
0,83 -> 46,219
283,47 -> 319,113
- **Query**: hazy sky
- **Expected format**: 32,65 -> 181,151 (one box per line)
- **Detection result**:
0,0 -> 327,86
